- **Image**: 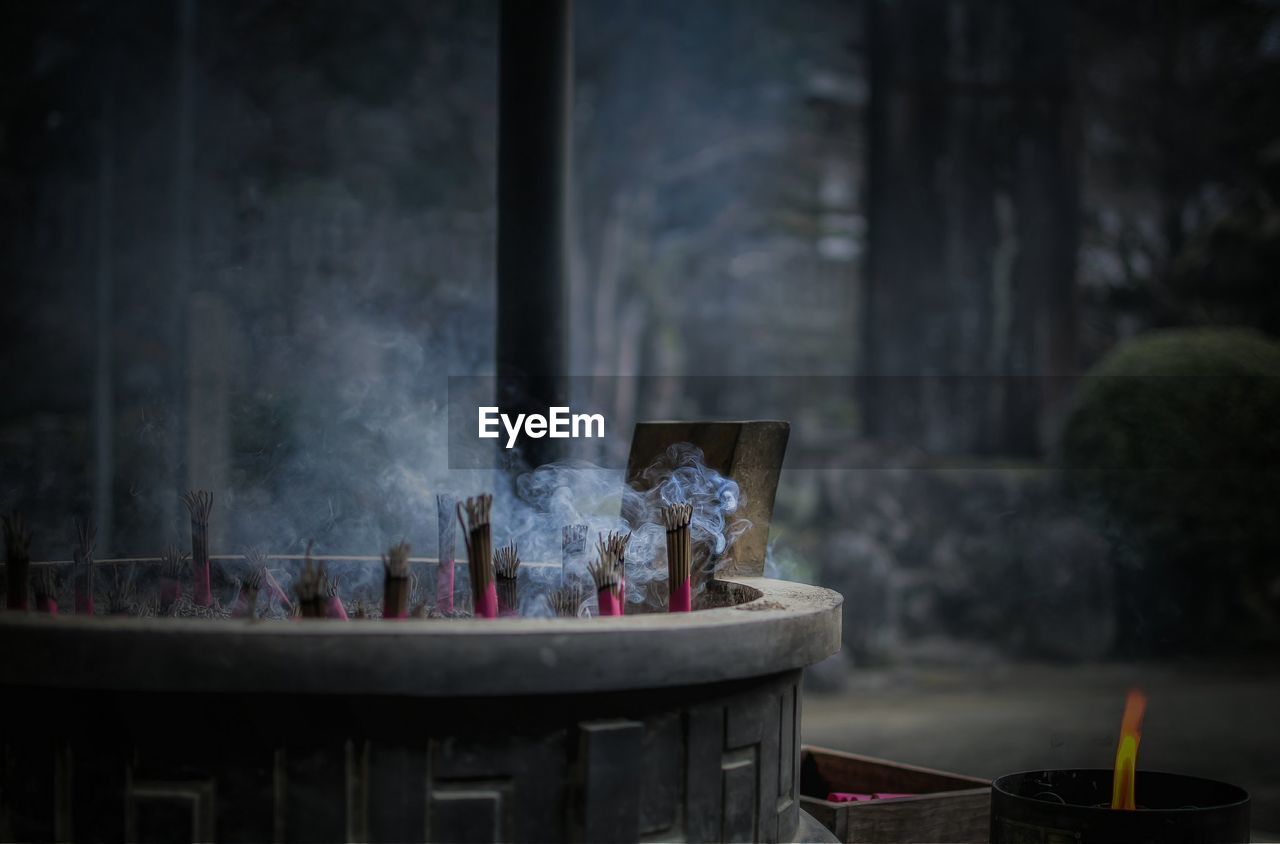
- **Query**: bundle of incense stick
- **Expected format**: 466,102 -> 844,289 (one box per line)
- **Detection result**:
436,494 -> 456,614
231,558 -> 264,620
458,494 -> 496,619
182,490 -> 214,607
561,524 -> 587,584
663,503 -> 694,613
295,543 -> 324,618
3,512 -> 31,610
33,567 -> 58,615
72,517 -> 96,615
493,541 -> 521,617
322,572 -> 348,620
382,540 -> 412,620
159,544 -> 188,614
588,536 -> 622,617
606,531 -> 631,615
549,584 -> 583,618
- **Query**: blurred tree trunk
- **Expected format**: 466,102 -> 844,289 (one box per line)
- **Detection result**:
862,0 -> 1079,456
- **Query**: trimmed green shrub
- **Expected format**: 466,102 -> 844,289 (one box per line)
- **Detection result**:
1060,327 -> 1280,650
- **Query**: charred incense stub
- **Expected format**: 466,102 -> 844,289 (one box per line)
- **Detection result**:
33,566 -> 59,614
494,541 -> 520,617
72,517 -> 96,615
182,490 -> 215,607
159,544 -> 189,615
588,536 -> 621,617
662,503 -> 694,613
459,494 -> 496,619
381,540 -> 412,620
436,494 -> 456,614
549,584 -> 583,618
3,513 -> 32,611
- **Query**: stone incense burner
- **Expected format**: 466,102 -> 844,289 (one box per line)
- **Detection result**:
0,421 -> 842,844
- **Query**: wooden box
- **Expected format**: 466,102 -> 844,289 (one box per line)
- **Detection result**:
800,745 -> 991,843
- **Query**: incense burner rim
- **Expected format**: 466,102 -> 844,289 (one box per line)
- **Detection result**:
0,576 -> 841,697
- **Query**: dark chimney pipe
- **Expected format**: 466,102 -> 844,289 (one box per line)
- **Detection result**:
496,0 -> 572,468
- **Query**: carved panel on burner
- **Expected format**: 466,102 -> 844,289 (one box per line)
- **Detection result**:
426,731 -> 567,843
579,719 -> 643,843
126,777 -> 216,843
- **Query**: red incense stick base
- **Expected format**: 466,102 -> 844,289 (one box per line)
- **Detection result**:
473,581 -> 498,619
596,588 -> 620,617
36,596 -> 57,615
669,579 -> 691,613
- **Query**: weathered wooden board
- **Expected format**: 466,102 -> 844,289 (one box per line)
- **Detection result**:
626,420 -> 790,577
799,746 -> 990,844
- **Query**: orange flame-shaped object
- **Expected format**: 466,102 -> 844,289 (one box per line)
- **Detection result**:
1110,688 -> 1148,810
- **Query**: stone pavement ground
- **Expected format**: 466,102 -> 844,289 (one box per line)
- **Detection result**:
802,658 -> 1280,839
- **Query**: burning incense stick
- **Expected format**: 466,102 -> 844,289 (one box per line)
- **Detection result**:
382,540 -> 412,620
458,494 -> 496,619
33,567 -> 59,615
159,544 -> 188,615
588,536 -> 621,617
561,523 -> 587,585
663,503 -> 693,613
72,517 -> 96,615
605,531 -> 631,615
296,543 -> 324,619
494,541 -> 520,617
260,565 -> 293,615
549,585 -> 583,618
182,490 -> 214,607
436,494 -> 456,614
3,513 -> 32,611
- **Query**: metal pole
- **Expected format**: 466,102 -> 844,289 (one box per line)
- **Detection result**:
496,0 -> 572,468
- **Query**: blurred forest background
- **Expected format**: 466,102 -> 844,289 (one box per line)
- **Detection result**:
3,0 -> 1280,662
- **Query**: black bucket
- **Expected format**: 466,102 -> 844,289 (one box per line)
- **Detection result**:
991,769 -> 1250,844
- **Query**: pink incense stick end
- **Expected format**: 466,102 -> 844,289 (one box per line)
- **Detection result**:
596,589 -> 620,617
669,580 -> 692,613
473,581 -> 498,619
326,596 -> 348,620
